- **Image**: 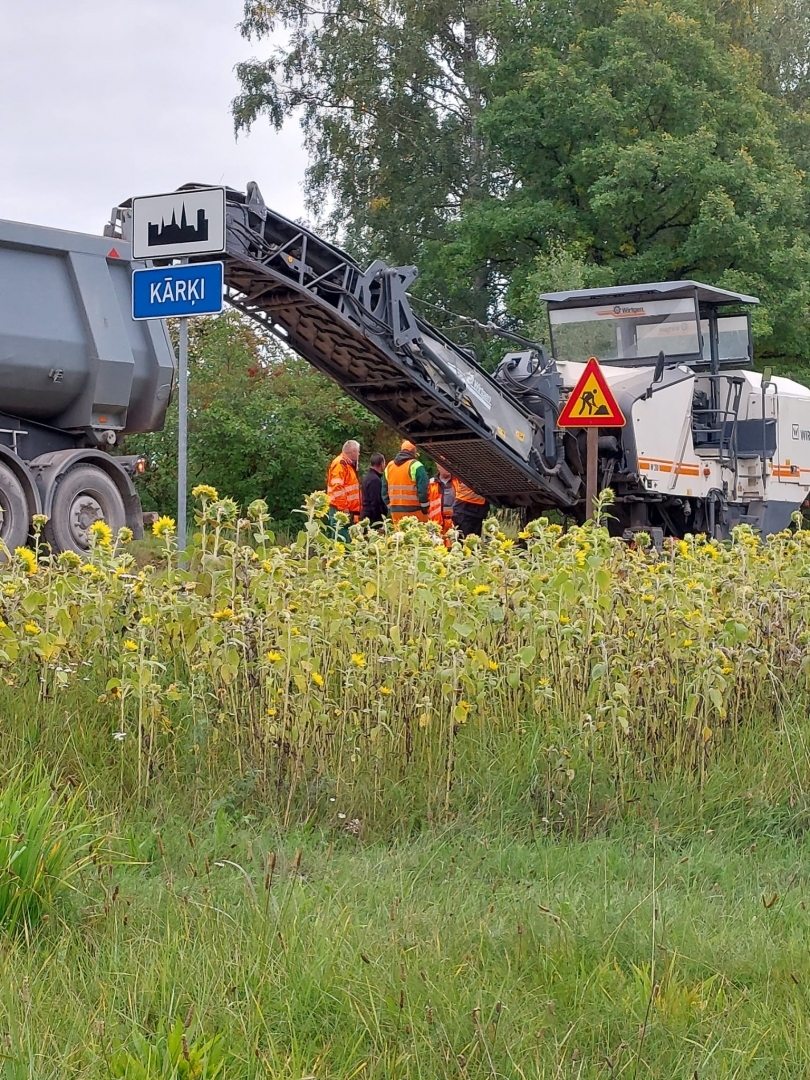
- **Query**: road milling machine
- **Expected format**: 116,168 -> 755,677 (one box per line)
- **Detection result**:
111,180 -> 809,541
2,179 -> 809,554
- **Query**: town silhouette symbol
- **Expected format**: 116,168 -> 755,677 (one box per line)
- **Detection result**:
148,204 -> 209,248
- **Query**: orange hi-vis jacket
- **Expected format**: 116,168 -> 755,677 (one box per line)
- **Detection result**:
326,455 -> 361,515
385,458 -> 426,521
453,479 -> 486,506
428,478 -> 455,533
427,478 -> 443,525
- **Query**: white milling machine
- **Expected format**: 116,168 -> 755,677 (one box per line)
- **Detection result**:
534,282 -> 810,539
100,185 -> 810,541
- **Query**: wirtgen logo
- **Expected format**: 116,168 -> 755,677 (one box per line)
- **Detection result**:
596,306 -> 647,318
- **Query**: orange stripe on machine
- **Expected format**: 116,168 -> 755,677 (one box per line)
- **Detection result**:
772,465 -> 810,477
638,456 -> 700,477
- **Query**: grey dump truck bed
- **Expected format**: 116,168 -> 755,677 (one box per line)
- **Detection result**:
0,218 -> 175,555
0,218 -> 174,436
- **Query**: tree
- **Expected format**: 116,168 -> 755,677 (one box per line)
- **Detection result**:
235,0 -> 810,365
471,0 -> 810,359
718,0 -> 810,108
125,312 -> 387,522
233,0 -> 581,323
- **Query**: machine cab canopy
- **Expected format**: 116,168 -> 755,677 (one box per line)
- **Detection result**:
540,281 -> 758,371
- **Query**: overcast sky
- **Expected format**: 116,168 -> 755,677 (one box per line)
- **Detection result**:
0,0 -> 309,236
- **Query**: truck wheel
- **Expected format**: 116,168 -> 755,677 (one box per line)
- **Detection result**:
0,462 -> 30,555
44,465 -> 126,554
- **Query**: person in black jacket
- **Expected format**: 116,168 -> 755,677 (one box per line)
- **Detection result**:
361,453 -> 387,526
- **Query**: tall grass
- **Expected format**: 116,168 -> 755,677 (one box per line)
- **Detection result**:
0,769 -> 99,934
1,494 -> 810,1076
0,822 -> 809,1078
1,492 -> 810,831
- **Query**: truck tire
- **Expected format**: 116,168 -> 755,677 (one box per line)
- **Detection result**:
0,462 -> 30,555
44,465 -> 126,554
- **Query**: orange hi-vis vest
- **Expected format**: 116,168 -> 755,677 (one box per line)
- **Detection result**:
385,459 -> 425,518
427,478 -> 443,525
326,455 -> 361,515
429,478 -> 455,532
453,479 -> 486,506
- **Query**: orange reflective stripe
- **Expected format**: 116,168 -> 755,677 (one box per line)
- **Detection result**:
453,479 -> 486,505
385,460 -> 422,511
327,456 -> 361,513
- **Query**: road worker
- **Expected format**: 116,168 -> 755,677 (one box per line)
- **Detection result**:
326,439 -> 361,541
452,478 -> 489,538
361,452 -> 387,526
428,464 -> 456,540
382,440 -> 429,525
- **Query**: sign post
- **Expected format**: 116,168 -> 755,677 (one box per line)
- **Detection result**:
132,260 -> 225,553
177,314 -> 189,554
586,427 -> 599,521
131,188 -> 227,555
557,357 -> 626,520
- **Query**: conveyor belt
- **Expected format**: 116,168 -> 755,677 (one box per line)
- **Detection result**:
110,182 -> 579,511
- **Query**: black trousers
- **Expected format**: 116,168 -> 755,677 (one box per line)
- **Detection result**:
453,503 -> 488,538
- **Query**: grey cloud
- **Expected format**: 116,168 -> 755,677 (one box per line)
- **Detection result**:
0,0 -> 308,235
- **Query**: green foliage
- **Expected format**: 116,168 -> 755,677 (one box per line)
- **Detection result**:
235,0 -> 810,365
482,0 -> 810,359
719,0 -> 810,109
4,499 -> 810,1073
109,1018 -> 224,1080
124,312 -> 386,523
0,769 -> 98,933
4,492 -> 810,831
234,0 -> 541,321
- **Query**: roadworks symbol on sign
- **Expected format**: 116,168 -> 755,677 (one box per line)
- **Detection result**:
557,357 -> 626,428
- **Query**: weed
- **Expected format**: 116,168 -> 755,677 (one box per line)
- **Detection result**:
0,768 -> 99,934
109,1016 -> 225,1079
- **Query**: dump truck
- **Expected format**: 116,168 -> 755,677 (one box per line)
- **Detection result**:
107,181 -> 810,540
0,219 -> 174,553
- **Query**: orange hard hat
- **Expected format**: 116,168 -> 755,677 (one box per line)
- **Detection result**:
400,439 -> 417,453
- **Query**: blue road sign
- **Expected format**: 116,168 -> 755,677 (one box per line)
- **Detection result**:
132,261 -> 224,320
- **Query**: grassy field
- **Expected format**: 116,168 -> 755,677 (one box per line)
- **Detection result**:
2,819 -> 809,1078
1,492 -> 810,1076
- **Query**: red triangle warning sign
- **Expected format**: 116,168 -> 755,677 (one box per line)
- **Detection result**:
558,357 -> 626,428
107,248 -> 121,259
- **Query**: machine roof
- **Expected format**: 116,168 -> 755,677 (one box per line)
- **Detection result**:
539,280 -> 759,307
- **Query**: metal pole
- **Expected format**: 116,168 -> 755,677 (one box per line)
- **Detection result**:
177,316 -> 188,553
586,426 -> 598,521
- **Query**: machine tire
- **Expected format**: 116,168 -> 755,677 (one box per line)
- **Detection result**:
44,465 -> 126,554
0,462 -> 30,555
